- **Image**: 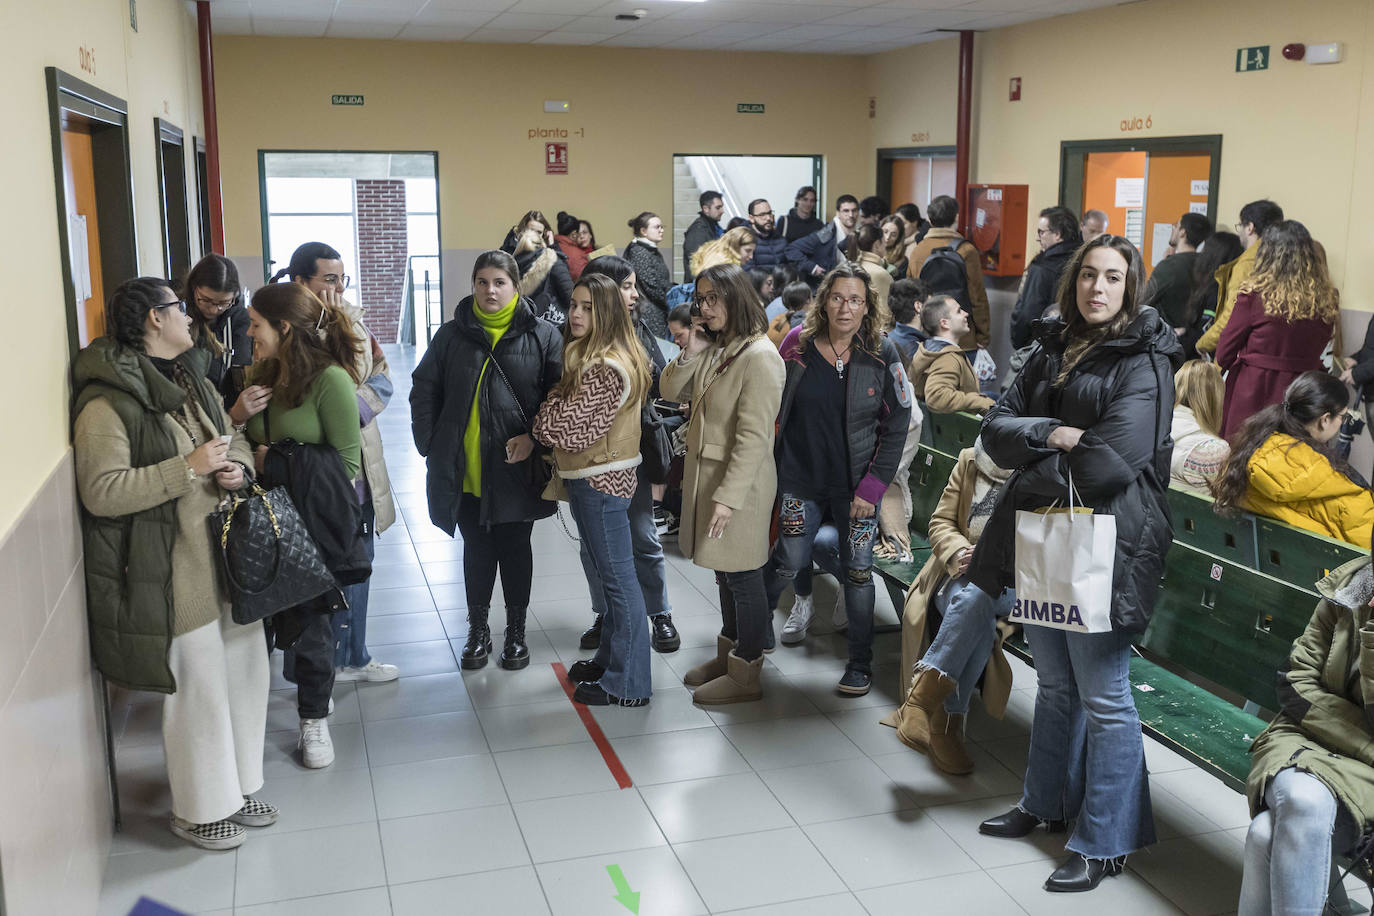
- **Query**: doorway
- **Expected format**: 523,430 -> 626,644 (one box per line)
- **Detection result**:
155,119 -> 192,284
46,68 -> 138,354
194,137 -> 212,258
1060,135 -> 1222,273
876,146 -> 958,216
258,151 -> 442,347
671,154 -> 822,283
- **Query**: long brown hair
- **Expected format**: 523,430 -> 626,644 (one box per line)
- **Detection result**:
1174,360 -> 1224,437
553,275 -> 650,406
801,261 -> 890,355
1054,235 -> 1144,385
249,284 -> 363,408
1238,220 -> 1340,322
696,264 -> 767,346
183,253 -> 241,356
1210,371 -> 1352,514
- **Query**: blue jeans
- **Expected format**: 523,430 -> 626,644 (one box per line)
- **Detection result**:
334,503 -> 377,668
787,525 -> 843,599
580,465 -> 670,617
1020,625 -> 1155,859
920,579 -> 1014,715
769,494 -> 878,673
1239,767 -> 1357,916
567,479 -> 652,701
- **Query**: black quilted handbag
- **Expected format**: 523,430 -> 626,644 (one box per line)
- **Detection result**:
209,484 -> 337,625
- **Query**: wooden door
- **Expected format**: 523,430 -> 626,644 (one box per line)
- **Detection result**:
61,123 -> 106,345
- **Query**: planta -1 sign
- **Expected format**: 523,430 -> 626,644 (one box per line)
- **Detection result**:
331,94 -> 364,106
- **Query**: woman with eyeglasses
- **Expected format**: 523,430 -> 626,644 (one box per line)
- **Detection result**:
73,278 -> 271,850
185,253 -> 251,410
767,263 -> 911,696
658,264 -> 784,704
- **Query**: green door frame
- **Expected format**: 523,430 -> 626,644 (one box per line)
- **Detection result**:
1059,134 -> 1224,221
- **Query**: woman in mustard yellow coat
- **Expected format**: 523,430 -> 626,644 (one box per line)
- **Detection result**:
1213,371 -> 1374,548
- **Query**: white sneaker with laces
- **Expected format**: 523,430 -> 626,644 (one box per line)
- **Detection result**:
336,660 -> 401,683
832,593 -> 848,631
299,717 -> 334,769
780,594 -> 814,645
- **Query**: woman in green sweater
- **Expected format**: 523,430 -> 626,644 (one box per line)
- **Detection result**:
238,282 -> 363,769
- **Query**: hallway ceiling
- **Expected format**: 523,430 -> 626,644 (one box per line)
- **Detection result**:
204,0 -> 1134,53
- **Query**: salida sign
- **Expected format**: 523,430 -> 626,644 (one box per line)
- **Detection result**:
545,142 -> 568,175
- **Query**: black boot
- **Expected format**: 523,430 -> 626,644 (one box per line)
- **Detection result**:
499,608 -> 530,670
650,614 -> 680,653
1044,854 -> 1126,892
461,606 -> 492,670
978,807 -> 1069,838
579,614 -> 603,650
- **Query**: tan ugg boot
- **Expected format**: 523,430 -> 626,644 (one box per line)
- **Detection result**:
692,651 -> 764,706
909,666 -> 957,715
683,635 -> 732,688
896,666 -> 954,752
928,709 -> 975,775
896,694 -> 931,752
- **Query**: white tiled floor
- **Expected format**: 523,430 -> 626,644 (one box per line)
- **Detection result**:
96,346 -> 1254,915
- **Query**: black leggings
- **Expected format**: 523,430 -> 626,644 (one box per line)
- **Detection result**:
456,496 -> 534,611
716,566 -> 769,662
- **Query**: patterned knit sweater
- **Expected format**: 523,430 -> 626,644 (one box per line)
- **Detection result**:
533,365 -> 637,499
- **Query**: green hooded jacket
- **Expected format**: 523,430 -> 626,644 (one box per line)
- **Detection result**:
1248,556 -> 1374,833
71,339 -> 225,693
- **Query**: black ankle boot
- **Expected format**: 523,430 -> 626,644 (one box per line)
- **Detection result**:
500,608 -> 530,670
461,607 -> 492,670
978,807 -> 1069,838
650,614 -> 680,653
579,614 -> 603,650
1044,853 -> 1126,892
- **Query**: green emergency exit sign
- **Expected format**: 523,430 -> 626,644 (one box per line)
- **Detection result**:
331,94 -> 365,106
1236,46 -> 1269,72
737,103 -> 765,114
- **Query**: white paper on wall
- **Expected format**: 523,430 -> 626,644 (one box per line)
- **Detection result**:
68,213 -> 92,303
1114,177 -> 1145,209
1124,208 -> 1145,247
1189,201 -> 1209,215
1150,223 -> 1175,267
1190,179 -> 1209,196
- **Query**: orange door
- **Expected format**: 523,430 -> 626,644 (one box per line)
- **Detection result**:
1143,153 -> 1212,269
1081,151 -> 1147,247
61,124 -> 106,344
890,158 -> 929,210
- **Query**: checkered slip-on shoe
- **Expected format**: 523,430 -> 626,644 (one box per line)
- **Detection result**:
230,795 -> 279,828
170,816 -> 246,851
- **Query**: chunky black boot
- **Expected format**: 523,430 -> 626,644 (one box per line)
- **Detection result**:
499,608 -> 530,670
461,606 -> 492,670
650,614 -> 680,653
579,614 -> 603,650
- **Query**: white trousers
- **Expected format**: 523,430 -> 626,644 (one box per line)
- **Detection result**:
162,607 -> 269,824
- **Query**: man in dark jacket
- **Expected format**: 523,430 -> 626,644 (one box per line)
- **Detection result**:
746,198 -> 788,269
787,194 -> 859,287
1142,212 -> 1212,332
1010,206 -> 1081,349
777,185 -> 824,244
887,277 -> 928,362
682,191 -> 724,281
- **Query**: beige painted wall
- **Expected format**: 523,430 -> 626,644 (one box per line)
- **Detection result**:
211,37 -> 871,279
0,0 -> 205,539
868,0 -> 1374,315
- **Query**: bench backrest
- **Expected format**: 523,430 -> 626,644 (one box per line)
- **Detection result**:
910,446 -> 959,540
1254,517 -> 1363,593
927,410 -> 982,456
1168,487 -> 1259,568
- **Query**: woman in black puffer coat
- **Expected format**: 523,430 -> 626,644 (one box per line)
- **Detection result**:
969,235 -> 1182,893
411,250 -> 563,672
514,228 -> 574,327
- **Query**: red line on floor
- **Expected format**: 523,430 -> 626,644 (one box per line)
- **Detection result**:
551,662 -> 634,789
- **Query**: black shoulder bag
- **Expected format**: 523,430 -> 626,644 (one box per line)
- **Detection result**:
487,350 -> 554,493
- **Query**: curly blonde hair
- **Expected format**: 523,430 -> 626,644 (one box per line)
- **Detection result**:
1238,220 -> 1339,322
800,262 -> 890,355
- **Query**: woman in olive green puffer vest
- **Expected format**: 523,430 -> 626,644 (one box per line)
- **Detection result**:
1241,555 -> 1374,914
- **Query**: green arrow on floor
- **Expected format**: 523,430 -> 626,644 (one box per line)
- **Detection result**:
606,864 -> 640,914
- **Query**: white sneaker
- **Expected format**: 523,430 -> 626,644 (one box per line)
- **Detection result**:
299,717 -> 334,769
832,593 -> 848,631
780,594 -> 814,645
336,660 -> 400,683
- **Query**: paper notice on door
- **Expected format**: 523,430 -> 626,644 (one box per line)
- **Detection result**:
1189,201 -> 1209,215
1115,177 -> 1145,209
1150,223 -> 1175,267
1190,179 -> 1209,196
1124,208 -> 1145,247
68,213 -> 92,302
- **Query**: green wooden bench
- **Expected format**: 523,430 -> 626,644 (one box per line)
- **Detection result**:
1168,487 -> 1259,569
926,409 -> 983,457
1254,517 -> 1363,594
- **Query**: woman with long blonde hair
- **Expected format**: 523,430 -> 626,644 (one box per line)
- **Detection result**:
1170,360 -> 1230,491
689,225 -> 757,276
534,274 -> 654,707
1217,220 -> 1340,437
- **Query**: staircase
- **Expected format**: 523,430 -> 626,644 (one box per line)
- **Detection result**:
672,157 -> 703,283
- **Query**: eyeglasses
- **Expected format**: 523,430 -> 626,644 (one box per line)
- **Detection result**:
156,299 -> 189,314
194,293 -> 236,312
752,210 -> 774,219
828,294 -> 866,311
311,273 -> 352,290
693,291 -> 722,309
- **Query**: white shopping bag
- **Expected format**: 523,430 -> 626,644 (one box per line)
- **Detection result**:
1010,468 -> 1116,633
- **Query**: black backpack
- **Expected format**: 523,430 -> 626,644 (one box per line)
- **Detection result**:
920,242 -> 974,321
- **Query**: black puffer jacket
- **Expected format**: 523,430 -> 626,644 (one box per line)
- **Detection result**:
968,306 -> 1184,633
195,301 -> 253,410
1010,239 -> 1078,349
515,247 -> 574,327
410,296 -> 563,533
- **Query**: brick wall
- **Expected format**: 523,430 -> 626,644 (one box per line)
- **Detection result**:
355,179 -> 408,343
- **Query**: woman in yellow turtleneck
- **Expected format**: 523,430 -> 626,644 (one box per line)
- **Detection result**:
411,250 -> 564,671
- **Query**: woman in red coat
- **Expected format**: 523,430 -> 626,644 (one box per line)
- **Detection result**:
1217,221 -> 1340,439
